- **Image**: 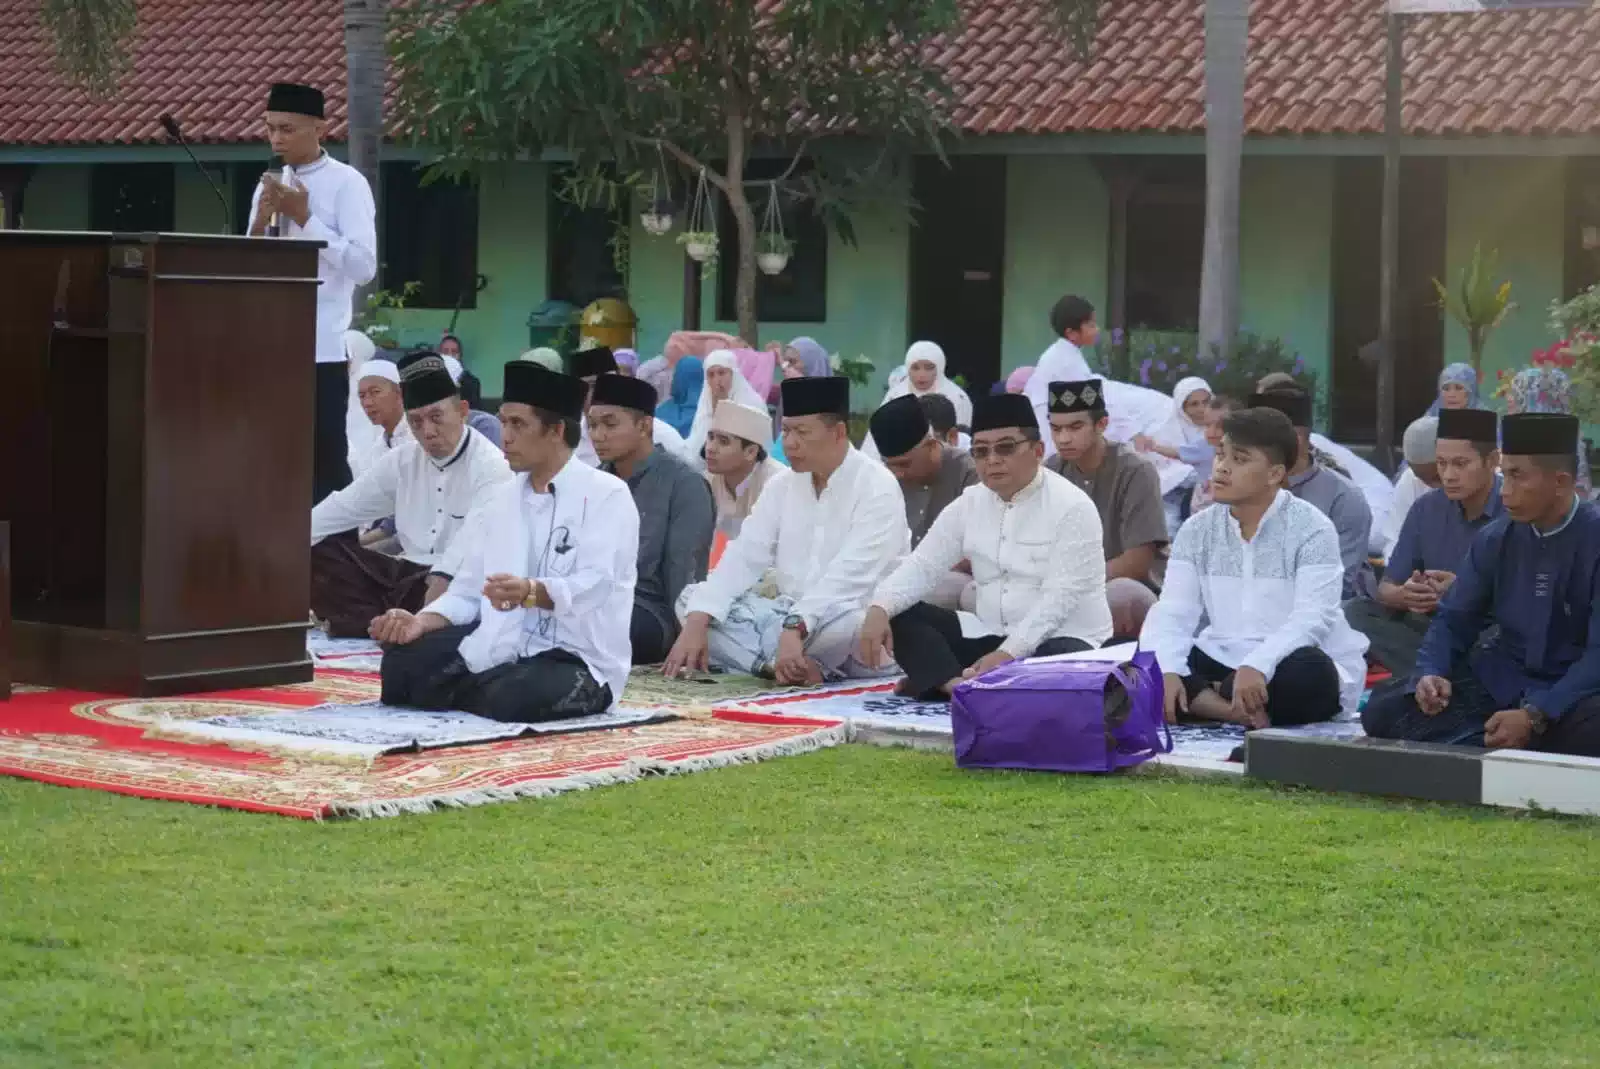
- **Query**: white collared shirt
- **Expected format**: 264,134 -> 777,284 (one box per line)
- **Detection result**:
249,154 -> 378,364
310,426 -> 512,571
1139,489 -> 1370,712
1024,338 -> 1094,459
348,419 -> 413,480
429,456 -> 638,704
872,467 -> 1113,656
687,447 -> 909,633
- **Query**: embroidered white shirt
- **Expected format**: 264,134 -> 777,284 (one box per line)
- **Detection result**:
429,457 -> 638,705
309,426 -> 512,572
687,447 -> 909,634
871,467 -> 1113,656
249,154 -> 378,364
1138,489 -> 1370,712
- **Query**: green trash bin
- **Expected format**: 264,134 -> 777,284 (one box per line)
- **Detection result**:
527,299 -> 578,351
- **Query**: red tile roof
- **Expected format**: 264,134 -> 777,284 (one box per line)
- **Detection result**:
3,0 -> 1598,146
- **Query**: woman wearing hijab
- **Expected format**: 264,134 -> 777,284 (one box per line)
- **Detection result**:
1428,362 -> 1480,415
878,341 -> 973,427
1505,366 -> 1593,497
1132,377 -> 1213,531
780,336 -> 833,381
686,350 -> 768,461
613,348 -> 641,376
656,356 -> 705,440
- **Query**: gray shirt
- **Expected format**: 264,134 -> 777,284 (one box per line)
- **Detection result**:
607,447 -> 715,640
1287,465 -> 1372,599
902,447 -> 979,546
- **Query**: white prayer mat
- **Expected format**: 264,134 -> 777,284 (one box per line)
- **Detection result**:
152,702 -> 677,763
307,628 -> 386,673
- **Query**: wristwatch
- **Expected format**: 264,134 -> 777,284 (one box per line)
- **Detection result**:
520,580 -> 540,610
1521,702 -> 1550,736
781,613 -> 809,640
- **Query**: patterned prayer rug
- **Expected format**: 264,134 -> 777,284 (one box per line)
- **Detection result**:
0,674 -> 848,819
620,666 -> 776,709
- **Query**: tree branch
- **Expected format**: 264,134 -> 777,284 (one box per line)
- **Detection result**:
630,135 -> 728,192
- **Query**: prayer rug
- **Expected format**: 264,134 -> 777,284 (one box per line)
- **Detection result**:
720,680 -> 1369,766
307,628 -> 385,673
0,675 -> 848,820
620,666 -> 775,709
152,703 -> 676,763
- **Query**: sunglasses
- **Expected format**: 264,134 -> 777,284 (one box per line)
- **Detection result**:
970,438 -> 1029,461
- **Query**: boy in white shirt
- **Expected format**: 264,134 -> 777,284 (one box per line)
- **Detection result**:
1139,407 -> 1369,727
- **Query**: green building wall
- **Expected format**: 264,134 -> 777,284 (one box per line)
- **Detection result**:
20,164 -> 90,229
1443,156 -> 1566,392
1238,157 -> 1334,393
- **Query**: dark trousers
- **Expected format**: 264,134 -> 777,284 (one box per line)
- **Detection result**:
889,601 -> 1092,700
380,624 -> 613,724
311,532 -> 431,638
315,362 -> 353,506
1343,598 -> 1431,679
1362,669 -> 1600,757
629,603 -> 674,666
1182,647 -> 1342,726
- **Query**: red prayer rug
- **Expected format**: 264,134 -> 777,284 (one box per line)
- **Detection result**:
0,671 -> 847,820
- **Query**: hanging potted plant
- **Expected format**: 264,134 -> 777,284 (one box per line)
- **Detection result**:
677,167 -> 719,267
757,233 -> 794,276
639,142 -> 676,236
756,180 -> 792,276
678,230 -> 718,263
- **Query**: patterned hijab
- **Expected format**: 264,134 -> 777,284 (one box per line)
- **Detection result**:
1428,362 -> 1481,416
1504,367 -> 1591,497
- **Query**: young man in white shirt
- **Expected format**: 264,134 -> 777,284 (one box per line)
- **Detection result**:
859,393 -> 1112,700
249,82 -> 378,505
703,400 -> 785,538
665,376 -> 909,685
1024,294 -> 1099,460
310,351 -> 512,636
372,363 -> 638,722
1139,407 -> 1369,728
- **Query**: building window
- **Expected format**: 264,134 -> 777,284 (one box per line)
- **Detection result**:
90,163 -> 175,232
547,166 -> 627,309
381,162 -> 480,309
1124,157 -> 1204,332
716,160 -> 827,323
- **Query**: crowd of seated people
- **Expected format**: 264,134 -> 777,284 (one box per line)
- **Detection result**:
332,305 -> 1600,762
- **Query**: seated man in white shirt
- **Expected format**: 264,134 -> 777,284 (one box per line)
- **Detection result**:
571,346 -> 690,465
1379,416 -> 1442,559
372,362 -> 638,723
1139,407 -> 1369,728
310,351 -> 512,636
859,393 -> 1113,700
703,400 -> 786,539
664,376 -> 909,685
349,355 -> 411,478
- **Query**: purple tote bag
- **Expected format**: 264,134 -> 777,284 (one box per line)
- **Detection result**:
950,650 -> 1171,774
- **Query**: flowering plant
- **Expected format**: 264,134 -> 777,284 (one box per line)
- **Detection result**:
1100,330 -> 1318,413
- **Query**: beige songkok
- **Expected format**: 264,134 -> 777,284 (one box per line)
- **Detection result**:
710,400 -> 770,447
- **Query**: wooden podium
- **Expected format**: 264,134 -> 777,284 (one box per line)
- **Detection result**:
0,232 -> 323,695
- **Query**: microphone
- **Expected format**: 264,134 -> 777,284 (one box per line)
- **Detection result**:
159,113 -> 231,233
267,161 -> 296,237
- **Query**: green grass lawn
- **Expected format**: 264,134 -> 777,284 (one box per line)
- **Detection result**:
3,746 -> 1599,1068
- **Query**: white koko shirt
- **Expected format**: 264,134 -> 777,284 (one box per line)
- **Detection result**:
309,426 -> 512,574
1138,489 -> 1370,713
249,153 -> 378,364
687,447 -> 909,634
871,466 -> 1114,657
429,456 -> 639,705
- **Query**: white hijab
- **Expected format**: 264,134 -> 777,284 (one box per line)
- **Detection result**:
686,349 -> 767,459
880,341 -> 973,427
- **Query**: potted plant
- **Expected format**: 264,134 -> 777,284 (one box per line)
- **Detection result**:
1433,243 -> 1516,375
757,233 -> 794,275
678,230 -> 718,264
640,196 -> 675,236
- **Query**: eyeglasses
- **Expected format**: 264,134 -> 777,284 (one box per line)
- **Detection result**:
970,438 -> 1029,461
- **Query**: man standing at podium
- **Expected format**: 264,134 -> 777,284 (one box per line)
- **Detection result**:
249,81 -> 378,504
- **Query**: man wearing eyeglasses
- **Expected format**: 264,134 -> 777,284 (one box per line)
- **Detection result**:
858,393 -> 1113,701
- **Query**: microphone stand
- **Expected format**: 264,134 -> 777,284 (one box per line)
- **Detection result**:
159,115 -> 232,233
